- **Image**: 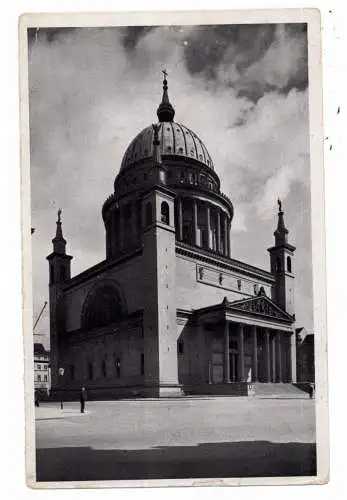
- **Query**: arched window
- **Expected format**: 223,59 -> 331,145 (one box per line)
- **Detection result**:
161,201 -> 170,225
49,264 -> 54,285
114,356 -> 121,378
287,256 -> 292,273
146,202 -> 153,226
82,285 -> 124,329
276,257 -> 282,273
60,265 -> 66,282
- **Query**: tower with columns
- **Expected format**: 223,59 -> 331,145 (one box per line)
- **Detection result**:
46,73 -> 298,399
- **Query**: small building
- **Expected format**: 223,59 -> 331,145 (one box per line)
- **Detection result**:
296,327 -> 315,383
47,74 -> 298,398
34,343 -> 51,392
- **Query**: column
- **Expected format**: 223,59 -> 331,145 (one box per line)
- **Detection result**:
206,205 -> 212,249
252,325 -> 258,382
223,214 -> 228,256
276,331 -> 282,382
193,199 -> 199,246
238,323 -> 245,382
271,333 -> 276,382
227,218 -> 231,256
290,331 -> 297,383
224,320 -> 230,383
265,329 -> 271,382
178,198 -> 183,241
216,209 -> 221,253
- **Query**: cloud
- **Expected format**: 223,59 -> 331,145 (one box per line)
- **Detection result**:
217,24 -> 308,101
28,24 -> 313,346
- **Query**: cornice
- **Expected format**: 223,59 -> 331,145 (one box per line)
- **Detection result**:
176,242 -> 275,283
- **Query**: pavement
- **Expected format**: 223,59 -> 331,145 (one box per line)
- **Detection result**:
35,397 -> 316,482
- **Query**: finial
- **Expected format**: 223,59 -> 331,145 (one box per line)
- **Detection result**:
157,69 -> 175,122
152,123 -> 162,165
274,197 -> 288,244
52,207 -> 66,253
152,123 -> 161,144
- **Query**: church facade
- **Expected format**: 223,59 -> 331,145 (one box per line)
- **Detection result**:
47,75 -> 297,398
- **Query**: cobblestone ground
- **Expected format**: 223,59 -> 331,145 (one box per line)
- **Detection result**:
35,397 -> 316,482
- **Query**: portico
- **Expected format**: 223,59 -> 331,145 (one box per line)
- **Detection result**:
191,290 -> 296,392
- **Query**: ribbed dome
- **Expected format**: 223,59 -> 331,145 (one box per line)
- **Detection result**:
120,122 -> 214,171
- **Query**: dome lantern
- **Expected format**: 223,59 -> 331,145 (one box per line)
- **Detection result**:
156,69 -> 175,122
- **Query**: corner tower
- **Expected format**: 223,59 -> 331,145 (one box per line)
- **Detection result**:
268,199 -> 296,315
141,76 -> 180,396
46,209 -> 72,388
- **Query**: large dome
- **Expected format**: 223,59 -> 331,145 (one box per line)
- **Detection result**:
120,121 -> 214,171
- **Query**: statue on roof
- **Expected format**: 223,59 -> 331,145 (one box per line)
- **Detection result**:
277,198 -> 282,213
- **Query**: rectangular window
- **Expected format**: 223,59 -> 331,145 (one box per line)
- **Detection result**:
44,375 -> 48,382
37,375 -> 41,382
140,353 -> 145,375
37,365 -> 41,370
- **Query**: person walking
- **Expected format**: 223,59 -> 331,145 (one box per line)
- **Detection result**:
80,386 -> 87,413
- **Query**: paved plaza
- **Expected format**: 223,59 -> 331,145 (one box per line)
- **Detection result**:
35,397 -> 316,482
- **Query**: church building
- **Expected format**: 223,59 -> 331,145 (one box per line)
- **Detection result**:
47,74 -> 297,398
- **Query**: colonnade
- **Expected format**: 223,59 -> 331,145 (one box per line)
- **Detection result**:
222,322 -> 294,383
106,196 -> 232,258
106,200 -> 142,257
177,197 -> 231,256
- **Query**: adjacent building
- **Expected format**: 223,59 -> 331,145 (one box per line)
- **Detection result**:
47,75 -> 298,398
34,343 -> 51,392
296,327 -> 315,383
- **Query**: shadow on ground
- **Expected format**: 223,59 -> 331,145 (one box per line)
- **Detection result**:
36,440 -> 316,482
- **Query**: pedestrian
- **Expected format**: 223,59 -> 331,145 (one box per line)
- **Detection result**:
34,390 -> 40,407
80,386 -> 87,413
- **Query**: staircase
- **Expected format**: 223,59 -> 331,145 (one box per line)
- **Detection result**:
253,383 -> 311,398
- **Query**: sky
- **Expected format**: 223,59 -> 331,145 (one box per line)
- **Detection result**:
28,24 -> 312,348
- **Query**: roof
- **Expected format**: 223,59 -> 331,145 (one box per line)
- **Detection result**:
34,343 -> 50,356
120,122 -> 214,172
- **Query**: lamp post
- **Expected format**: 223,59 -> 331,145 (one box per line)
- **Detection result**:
59,367 -> 64,409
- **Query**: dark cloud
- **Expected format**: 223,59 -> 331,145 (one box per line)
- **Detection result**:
121,26 -> 156,50
182,23 -> 307,103
27,27 -> 77,49
183,25 -> 276,78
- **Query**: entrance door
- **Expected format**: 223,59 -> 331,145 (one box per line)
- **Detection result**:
230,351 -> 238,381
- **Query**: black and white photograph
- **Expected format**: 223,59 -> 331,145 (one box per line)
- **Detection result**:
20,9 -> 327,488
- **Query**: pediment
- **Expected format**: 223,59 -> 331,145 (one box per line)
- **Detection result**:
228,296 -> 294,322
